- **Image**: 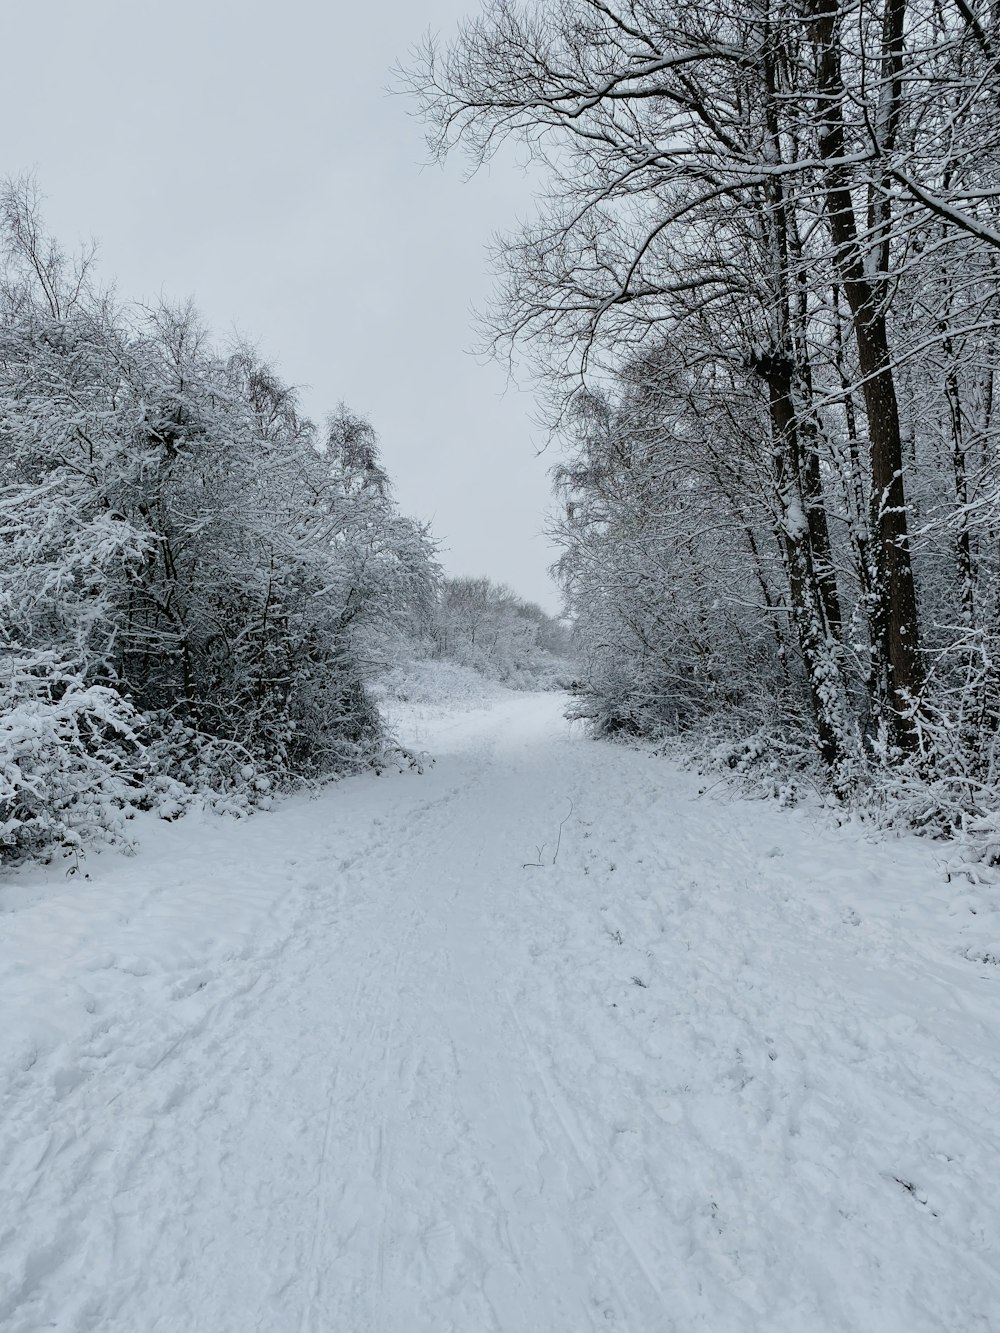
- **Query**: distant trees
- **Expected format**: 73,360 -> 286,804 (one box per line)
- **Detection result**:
429,576 -> 572,684
0,180 -> 437,860
407,0 -> 1000,834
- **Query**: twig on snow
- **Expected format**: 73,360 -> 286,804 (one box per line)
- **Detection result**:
522,801 -> 574,868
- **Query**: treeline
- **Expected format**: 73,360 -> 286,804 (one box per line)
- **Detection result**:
0,181 -> 437,861
408,0 -> 1000,848
429,576 -> 572,686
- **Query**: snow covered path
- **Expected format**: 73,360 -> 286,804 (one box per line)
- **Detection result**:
3,692 -> 1000,1332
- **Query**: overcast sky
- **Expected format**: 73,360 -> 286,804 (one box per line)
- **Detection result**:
1,0 -> 563,612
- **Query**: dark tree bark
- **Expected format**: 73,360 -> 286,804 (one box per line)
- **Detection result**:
806,0 -> 925,749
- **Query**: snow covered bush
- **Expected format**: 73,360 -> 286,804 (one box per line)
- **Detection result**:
372,658 -> 508,711
0,659 -> 143,860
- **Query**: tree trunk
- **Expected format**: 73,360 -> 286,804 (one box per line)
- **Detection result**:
806,0 -> 925,751
762,350 -> 856,791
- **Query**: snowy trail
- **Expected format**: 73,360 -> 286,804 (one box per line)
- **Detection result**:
3,692 -> 1000,1331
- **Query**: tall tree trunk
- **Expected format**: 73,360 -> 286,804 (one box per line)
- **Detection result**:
787,217 -> 844,640
806,0 -> 925,750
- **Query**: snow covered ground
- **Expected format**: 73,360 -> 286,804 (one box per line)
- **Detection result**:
2,688 -> 999,1331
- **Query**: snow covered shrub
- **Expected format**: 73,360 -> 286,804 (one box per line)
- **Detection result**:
372,658 -> 508,710
698,728 -> 824,807
0,659 -> 143,861
865,636 -> 1000,860
565,658 -> 660,738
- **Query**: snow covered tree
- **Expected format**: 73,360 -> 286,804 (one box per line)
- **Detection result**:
0,182 -> 439,861
405,0 -> 1000,827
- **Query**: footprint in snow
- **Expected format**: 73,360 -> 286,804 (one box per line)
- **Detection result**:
421,1219 -> 463,1287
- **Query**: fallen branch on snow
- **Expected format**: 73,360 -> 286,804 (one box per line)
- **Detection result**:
522,801 -> 574,868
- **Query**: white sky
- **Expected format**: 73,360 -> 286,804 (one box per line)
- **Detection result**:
1,0 -> 563,612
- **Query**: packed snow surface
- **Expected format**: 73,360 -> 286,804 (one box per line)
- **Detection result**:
2,690 -> 999,1331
